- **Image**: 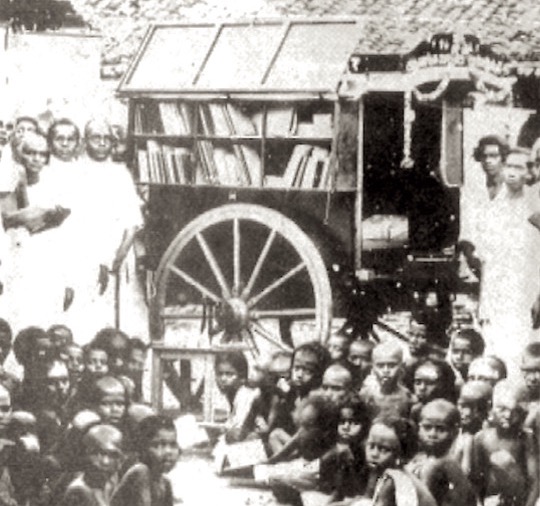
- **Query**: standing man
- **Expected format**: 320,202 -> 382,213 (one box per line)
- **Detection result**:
475,147 -> 540,379
65,119 -> 143,343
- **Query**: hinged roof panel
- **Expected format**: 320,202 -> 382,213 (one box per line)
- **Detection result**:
118,18 -> 362,97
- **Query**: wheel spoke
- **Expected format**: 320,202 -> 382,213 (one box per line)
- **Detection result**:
233,218 -> 240,293
250,308 -> 317,319
242,228 -> 277,299
196,232 -> 231,298
250,321 -> 293,353
168,265 -> 221,303
248,262 -> 306,308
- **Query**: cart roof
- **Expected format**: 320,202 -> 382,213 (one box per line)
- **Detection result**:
118,18 -> 361,99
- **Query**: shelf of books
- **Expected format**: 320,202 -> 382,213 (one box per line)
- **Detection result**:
132,100 -> 336,191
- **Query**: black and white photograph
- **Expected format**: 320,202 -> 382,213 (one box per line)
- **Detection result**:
0,1 -> 540,505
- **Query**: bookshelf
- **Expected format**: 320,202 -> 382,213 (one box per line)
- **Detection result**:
131,99 -> 337,191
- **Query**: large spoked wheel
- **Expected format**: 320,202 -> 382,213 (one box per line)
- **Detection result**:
152,203 -> 332,352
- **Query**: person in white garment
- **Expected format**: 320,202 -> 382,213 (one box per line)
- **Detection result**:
64,119 -> 144,344
473,147 -> 540,379
460,135 -> 509,280
4,132 -> 71,331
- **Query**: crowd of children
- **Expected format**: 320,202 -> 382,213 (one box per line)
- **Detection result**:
0,318 -> 181,506
210,314 -> 540,506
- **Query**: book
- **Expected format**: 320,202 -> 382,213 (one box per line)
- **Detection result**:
226,103 -> 257,136
207,103 -> 232,136
283,144 -> 312,187
301,146 -> 330,188
266,106 -> 297,136
173,147 -> 191,184
137,148 -> 150,183
159,102 -> 186,136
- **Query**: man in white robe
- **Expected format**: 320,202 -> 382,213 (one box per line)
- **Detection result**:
64,119 -> 144,344
475,148 -> 540,379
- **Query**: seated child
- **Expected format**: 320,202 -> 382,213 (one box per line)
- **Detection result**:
125,338 -> 148,402
467,355 -> 507,387
520,341 -> 540,430
347,339 -> 374,390
251,351 -> 292,439
92,328 -> 130,377
472,380 -> 539,506
60,424 -> 124,506
403,315 -> 430,386
360,341 -> 413,420
111,415 -> 179,506
321,364 -> 354,407
215,351 -> 258,444
88,376 -> 129,429
64,343 -> 84,394
254,393 -> 339,497
447,327 -> 485,388
409,358 -> 457,422
326,334 -> 351,364
451,380 -> 492,476
406,399 -> 476,506
268,342 -> 330,457
329,395 -> 369,501
353,416 -> 436,506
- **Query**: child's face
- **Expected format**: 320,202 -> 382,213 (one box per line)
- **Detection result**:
321,368 -> 350,406
97,392 -> 126,426
492,392 -> 523,433
215,361 -> 242,395
66,346 -> 84,380
337,407 -> 362,444
108,336 -> 128,375
372,352 -> 401,390
365,423 -> 400,470
45,362 -> 70,406
86,350 -> 109,377
291,351 -> 319,394
413,364 -> 439,403
127,348 -> 146,376
326,336 -> 348,362
457,397 -> 483,432
87,442 -> 123,479
409,323 -> 428,357
467,361 -> 499,386
418,410 -> 454,456
522,367 -> 540,398
145,428 -> 179,474
348,341 -> 372,376
450,337 -> 473,374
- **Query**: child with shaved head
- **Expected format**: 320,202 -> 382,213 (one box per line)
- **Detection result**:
451,381 -> 492,476
472,380 -> 539,506
406,399 -> 476,506
360,341 -> 413,420
60,424 -> 124,506
321,363 -> 353,407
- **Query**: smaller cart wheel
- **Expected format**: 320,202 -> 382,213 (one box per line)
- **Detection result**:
152,203 -> 332,352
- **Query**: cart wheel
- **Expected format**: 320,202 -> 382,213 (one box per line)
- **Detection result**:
152,203 -> 332,352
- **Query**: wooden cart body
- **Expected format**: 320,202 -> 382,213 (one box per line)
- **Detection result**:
118,19 -> 526,413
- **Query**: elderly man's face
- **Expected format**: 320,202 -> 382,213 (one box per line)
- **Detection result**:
51,124 -> 79,162
86,123 -> 113,162
21,135 -> 49,177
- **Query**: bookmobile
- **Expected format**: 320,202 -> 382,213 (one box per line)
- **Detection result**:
118,18 -> 540,419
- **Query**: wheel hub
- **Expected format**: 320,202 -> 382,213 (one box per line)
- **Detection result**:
216,297 -> 250,333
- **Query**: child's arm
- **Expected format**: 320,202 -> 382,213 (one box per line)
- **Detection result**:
266,431 -> 299,464
471,432 -> 489,501
525,432 -> 539,506
225,386 -> 258,443
371,474 -> 396,506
